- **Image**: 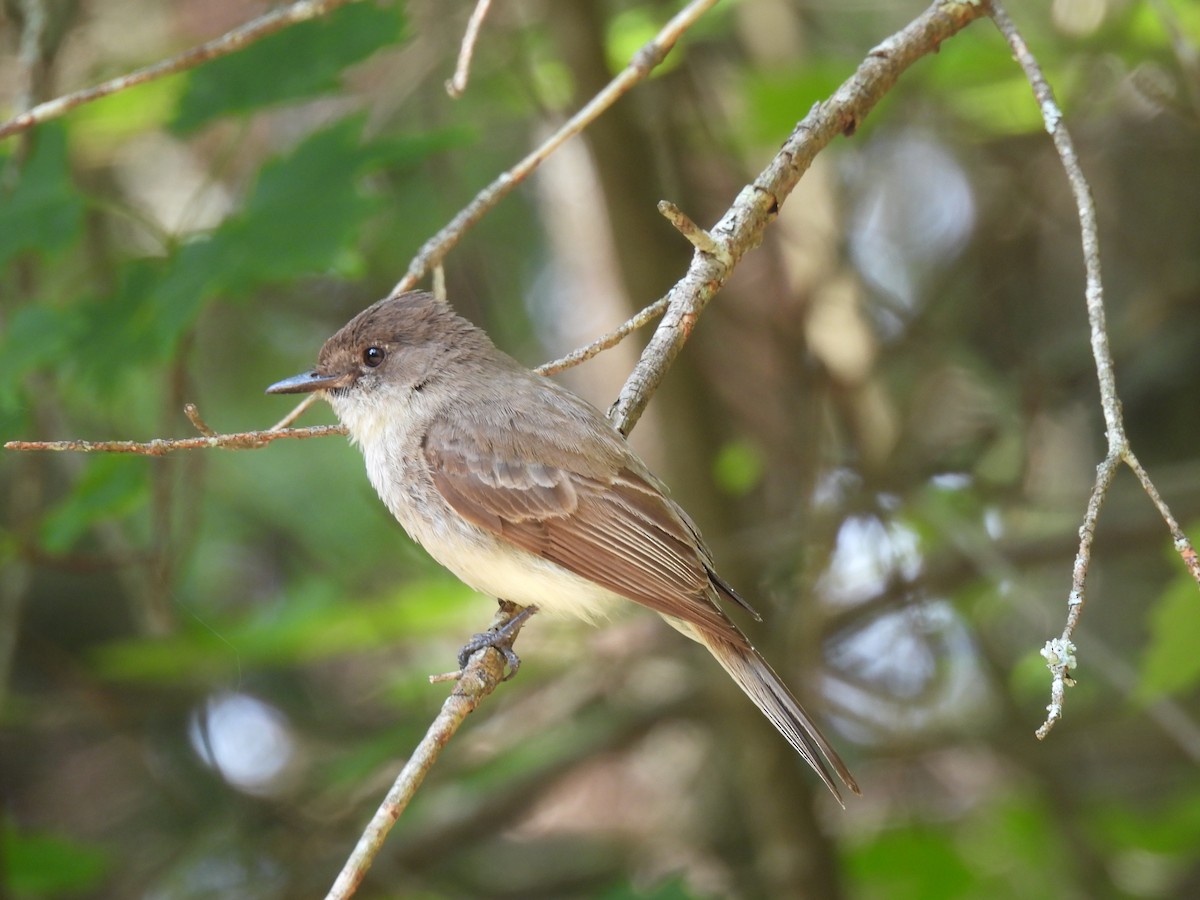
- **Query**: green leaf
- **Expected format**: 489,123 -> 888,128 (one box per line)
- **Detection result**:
846,827 -> 975,900
0,304 -> 83,413
1090,785 -> 1200,855
70,261 -> 172,393
39,456 -> 149,554
170,1 -> 407,134
71,74 -> 185,152
129,116 -> 434,352
4,821 -> 110,896
1138,574 -> 1200,700
210,115 -> 385,288
93,578 -> 477,683
744,63 -> 854,145
0,123 -> 84,269
713,439 -> 764,496
600,876 -> 701,899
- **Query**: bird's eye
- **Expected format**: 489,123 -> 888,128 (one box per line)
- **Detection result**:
362,346 -> 385,368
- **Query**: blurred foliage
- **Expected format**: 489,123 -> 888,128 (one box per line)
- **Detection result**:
171,2 -> 408,133
2,0 -> 1200,898
3,822 -> 110,897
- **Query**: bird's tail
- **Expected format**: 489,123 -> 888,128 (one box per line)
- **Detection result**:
697,630 -> 860,806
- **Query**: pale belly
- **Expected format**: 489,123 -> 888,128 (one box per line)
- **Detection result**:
425,533 -> 625,623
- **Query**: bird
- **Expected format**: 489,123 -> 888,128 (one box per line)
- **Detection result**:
267,290 -> 859,804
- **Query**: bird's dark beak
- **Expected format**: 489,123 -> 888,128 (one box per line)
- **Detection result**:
265,369 -> 350,395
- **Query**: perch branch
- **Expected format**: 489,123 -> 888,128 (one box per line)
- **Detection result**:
324,602 -> 526,900
3,424 -> 345,455
987,0 -> 1200,740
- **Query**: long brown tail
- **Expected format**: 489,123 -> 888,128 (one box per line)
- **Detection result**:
698,631 -> 860,806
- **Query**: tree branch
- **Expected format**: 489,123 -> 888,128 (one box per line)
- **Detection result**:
3,424 -> 345,455
610,0 -> 988,435
325,601 -> 521,900
987,0 -> 1200,740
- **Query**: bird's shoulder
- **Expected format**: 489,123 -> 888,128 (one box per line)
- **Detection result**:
425,368 -> 636,484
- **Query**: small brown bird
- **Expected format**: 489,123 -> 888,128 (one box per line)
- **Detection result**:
268,291 -> 859,803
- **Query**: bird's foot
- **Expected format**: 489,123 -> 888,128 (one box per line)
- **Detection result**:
457,605 -> 538,681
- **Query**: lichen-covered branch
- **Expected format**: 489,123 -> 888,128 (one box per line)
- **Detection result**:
988,0 -> 1200,740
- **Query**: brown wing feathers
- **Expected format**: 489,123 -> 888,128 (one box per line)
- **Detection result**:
424,421 -> 749,646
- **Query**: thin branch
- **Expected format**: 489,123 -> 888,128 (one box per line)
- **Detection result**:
1125,449 -> 1200,586
184,403 -> 216,437
657,200 -> 730,265
3,424 -> 345,456
989,0 -> 1200,739
0,0 -> 358,142
445,0 -> 493,98
534,296 -> 669,377
270,392 -> 322,431
610,0 -> 989,435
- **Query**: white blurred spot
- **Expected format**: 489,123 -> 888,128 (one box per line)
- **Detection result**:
818,514 -> 922,607
847,132 -> 975,336
930,472 -> 973,491
189,692 -> 296,796
1052,0 -> 1107,37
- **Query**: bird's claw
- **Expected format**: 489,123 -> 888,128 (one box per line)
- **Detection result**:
456,605 -> 537,681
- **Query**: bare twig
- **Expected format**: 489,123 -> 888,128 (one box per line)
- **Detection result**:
432,263 -> 447,303
184,403 -> 216,437
3,424 -> 345,456
270,393 -> 321,431
445,0 -> 494,98
657,200 -> 730,265
534,296 -> 669,377
988,0 -> 1200,740
1125,450 -> 1200,586
0,0 -> 358,142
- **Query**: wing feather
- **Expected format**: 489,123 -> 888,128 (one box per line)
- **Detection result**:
423,414 -> 747,645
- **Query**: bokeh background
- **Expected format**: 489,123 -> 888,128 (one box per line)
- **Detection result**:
3,1 -> 1199,897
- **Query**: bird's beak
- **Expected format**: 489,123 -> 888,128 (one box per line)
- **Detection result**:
265,369 -> 351,395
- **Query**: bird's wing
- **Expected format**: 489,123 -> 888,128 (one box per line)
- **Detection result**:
422,412 -> 749,646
